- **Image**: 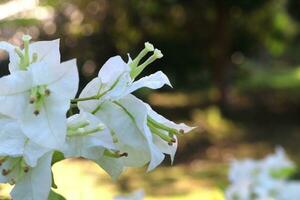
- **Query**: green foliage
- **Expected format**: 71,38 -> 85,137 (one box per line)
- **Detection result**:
271,167 -> 296,179
48,190 -> 66,200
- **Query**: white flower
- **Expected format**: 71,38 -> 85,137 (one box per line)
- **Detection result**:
10,152 -> 53,200
278,182 -> 300,200
144,100 -> 194,164
62,112 -> 124,179
76,43 -> 191,170
93,94 -> 194,171
260,147 -> 295,179
0,116 -> 53,200
0,121 -> 50,168
226,148 -> 300,200
0,36 -> 79,149
225,180 -> 252,200
77,42 -> 171,113
92,95 -> 156,168
228,159 -> 258,183
0,35 -> 60,72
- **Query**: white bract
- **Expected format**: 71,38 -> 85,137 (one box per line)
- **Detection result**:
62,112 -> 124,179
0,35 -> 60,72
77,42 -> 193,171
226,147 -> 300,200
0,115 -> 53,200
0,36 -> 79,149
0,36 -> 195,200
77,42 -> 171,113
93,94 -> 194,171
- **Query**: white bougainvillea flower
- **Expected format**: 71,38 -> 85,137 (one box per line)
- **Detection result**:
0,116 -> 53,200
278,182 -> 300,200
0,35 -> 60,72
62,112 -> 125,179
93,94 -> 194,171
0,37 -> 79,149
77,42 -> 171,113
119,95 -> 194,168
0,123 -> 50,168
225,180 -> 252,200
10,152 -> 53,200
226,148 -> 300,200
93,97 -> 155,169
261,147 -> 295,178
144,100 -> 194,163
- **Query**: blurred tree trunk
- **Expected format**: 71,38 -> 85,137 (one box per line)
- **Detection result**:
211,2 -> 232,106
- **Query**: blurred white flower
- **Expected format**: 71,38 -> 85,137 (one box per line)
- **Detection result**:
226,147 -> 300,200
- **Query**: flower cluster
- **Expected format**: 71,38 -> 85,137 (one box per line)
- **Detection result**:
226,147 -> 300,200
0,36 -> 194,200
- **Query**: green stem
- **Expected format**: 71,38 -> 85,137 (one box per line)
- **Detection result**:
147,116 -> 179,135
71,95 -> 99,103
148,122 -> 175,143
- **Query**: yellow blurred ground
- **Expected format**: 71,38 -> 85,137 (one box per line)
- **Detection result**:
0,159 -> 225,200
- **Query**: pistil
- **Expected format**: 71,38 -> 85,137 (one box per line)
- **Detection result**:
129,42 -> 163,79
29,85 -> 51,115
130,42 -> 154,69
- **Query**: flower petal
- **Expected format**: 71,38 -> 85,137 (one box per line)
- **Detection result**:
29,39 -> 60,67
117,95 -> 165,171
96,158 -> 124,180
94,101 -> 151,167
78,77 -> 103,112
21,95 -> 68,149
30,59 -> 79,93
125,71 -> 172,95
11,152 -> 53,200
0,122 -> 26,157
0,71 -> 32,118
0,114 -> 13,126
89,149 -> 124,180
145,102 -> 195,133
153,135 -> 178,164
23,141 -> 50,167
47,59 -> 79,99
0,93 -> 29,119
0,71 -> 32,95
98,56 -> 130,85
63,112 -> 115,158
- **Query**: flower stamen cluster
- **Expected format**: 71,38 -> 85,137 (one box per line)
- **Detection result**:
130,42 -> 163,79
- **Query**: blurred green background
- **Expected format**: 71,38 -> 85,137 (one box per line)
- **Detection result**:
1,0 -> 300,199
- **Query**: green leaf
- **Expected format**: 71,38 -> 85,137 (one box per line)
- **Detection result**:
51,170 -> 58,189
51,151 -> 65,165
48,190 -> 66,200
271,167 -> 296,179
